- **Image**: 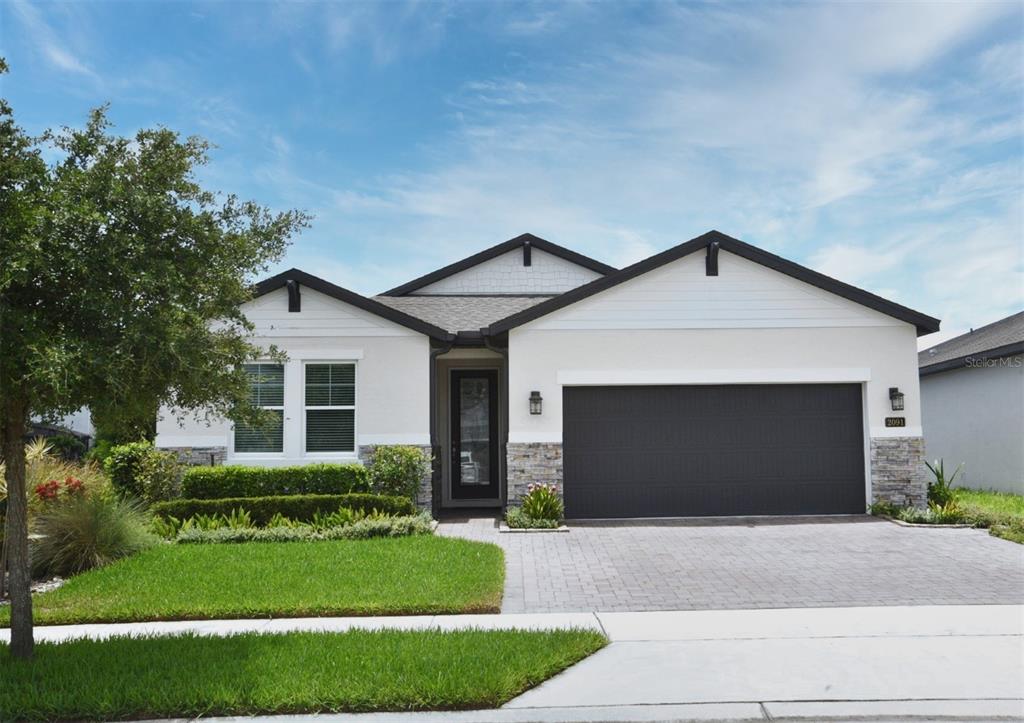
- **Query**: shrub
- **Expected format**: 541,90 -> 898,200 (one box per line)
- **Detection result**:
520,483 -> 563,522
31,493 -> 157,577
182,463 -> 368,499
868,500 -> 900,517
925,458 -> 961,507
45,433 -> 87,461
176,513 -> 434,544
150,493 -> 415,527
367,446 -> 431,501
506,507 -> 560,529
103,441 -> 157,498
135,448 -> 183,503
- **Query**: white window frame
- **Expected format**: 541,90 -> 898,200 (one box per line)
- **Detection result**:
302,360 -> 358,459
230,361 -> 286,459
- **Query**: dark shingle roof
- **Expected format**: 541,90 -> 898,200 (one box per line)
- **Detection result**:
919,311 -> 1024,374
372,295 -> 554,334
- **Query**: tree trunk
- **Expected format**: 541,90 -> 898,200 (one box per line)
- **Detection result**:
2,394 -> 32,659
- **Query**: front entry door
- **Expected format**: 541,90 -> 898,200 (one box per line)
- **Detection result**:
450,370 -> 500,500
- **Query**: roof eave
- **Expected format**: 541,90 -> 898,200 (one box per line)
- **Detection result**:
380,233 -> 617,296
920,340 -> 1024,377
254,269 -> 455,342
485,230 -> 941,336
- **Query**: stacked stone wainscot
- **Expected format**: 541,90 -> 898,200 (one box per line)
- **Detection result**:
870,436 -> 928,508
507,442 -> 563,507
162,446 -> 227,467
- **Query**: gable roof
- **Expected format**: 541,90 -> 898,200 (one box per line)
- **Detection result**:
254,269 -> 454,341
379,233 -> 617,296
919,311 -> 1024,376
372,295 -> 553,334
485,230 -> 941,337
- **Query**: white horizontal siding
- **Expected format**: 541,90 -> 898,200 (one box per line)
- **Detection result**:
528,250 -> 902,330
415,247 -> 603,295
244,287 -> 418,337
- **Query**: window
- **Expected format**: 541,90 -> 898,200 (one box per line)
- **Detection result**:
305,363 -> 355,453
233,363 -> 284,454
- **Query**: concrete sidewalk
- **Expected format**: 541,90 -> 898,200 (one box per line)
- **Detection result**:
5,605 -> 1023,722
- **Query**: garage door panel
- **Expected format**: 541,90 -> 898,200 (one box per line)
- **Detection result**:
563,384 -> 865,518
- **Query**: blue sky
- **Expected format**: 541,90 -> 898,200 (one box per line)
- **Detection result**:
2,0 -> 1022,346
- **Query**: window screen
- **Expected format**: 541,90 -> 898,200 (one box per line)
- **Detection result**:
234,363 -> 284,453
305,363 -> 355,453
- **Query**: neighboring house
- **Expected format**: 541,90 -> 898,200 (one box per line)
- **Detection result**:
156,231 -> 940,518
30,409 -> 94,446
919,312 -> 1024,494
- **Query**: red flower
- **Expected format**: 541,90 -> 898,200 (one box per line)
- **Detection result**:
34,480 -> 61,501
64,476 -> 85,495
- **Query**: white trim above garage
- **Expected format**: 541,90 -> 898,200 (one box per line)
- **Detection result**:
557,367 -> 872,386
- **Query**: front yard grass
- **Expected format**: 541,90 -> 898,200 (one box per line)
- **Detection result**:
0,536 -> 504,625
955,489 -> 1024,543
0,628 -> 607,720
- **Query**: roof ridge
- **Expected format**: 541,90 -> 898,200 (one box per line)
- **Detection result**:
379,233 -> 616,296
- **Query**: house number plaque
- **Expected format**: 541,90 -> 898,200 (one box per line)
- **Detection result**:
884,417 -> 906,428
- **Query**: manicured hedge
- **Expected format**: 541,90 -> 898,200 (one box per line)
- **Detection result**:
150,493 -> 415,526
175,514 -> 434,544
182,463 -> 368,499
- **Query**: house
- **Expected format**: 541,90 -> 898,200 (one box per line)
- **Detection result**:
156,231 -> 940,518
919,312 -> 1024,494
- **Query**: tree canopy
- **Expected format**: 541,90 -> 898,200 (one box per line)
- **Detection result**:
0,59 -> 310,657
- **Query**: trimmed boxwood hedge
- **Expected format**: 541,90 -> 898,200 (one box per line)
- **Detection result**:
150,493 -> 415,526
182,463 -> 368,499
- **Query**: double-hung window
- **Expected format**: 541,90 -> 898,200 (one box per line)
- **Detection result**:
305,363 -> 356,454
234,363 -> 284,454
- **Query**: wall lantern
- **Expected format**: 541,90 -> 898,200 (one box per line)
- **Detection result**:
888,387 -> 905,412
529,390 -> 543,415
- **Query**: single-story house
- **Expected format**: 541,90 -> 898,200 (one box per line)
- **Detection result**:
919,311 -> 1024,494
156,230 -> 940,518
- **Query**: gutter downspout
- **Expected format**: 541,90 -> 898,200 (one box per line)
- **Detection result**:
482,330 -> 510,510
429,336 -> 455,517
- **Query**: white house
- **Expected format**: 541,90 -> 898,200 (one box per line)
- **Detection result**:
919,312 -> 1024,494
157,231 -> 940,517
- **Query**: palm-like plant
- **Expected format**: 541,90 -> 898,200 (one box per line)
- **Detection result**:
924,458 -> 963,507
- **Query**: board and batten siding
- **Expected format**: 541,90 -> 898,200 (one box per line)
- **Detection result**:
414,247 -> 603,295
156,286 -> 430,465
508,249 -> 922,445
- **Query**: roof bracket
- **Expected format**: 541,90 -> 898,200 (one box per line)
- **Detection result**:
705,241 -> 720,276
286,279 -> 301,312
523,240 -> 532,267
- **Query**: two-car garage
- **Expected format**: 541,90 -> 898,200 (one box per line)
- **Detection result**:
562,384 -> 866,519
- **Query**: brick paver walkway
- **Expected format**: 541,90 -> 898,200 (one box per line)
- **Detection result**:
438,515 -> 1024,613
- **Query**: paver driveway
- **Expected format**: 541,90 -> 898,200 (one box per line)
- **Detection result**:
438,515 -> 1024,613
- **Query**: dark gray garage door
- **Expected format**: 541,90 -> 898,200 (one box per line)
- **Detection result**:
562,384 -> 865,518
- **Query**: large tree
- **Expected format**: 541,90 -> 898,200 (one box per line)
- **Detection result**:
0,62 -> 309,658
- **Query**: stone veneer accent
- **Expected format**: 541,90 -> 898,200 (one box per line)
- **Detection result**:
162,446 -> 227,466
870,436 -> 928,508
358,445 -> 434,511
506,443 -> 563,507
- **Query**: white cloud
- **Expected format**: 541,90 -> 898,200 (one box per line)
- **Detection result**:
9,0 -> 97,79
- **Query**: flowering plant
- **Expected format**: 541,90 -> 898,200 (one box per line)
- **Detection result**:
34,480 -> 61,501
521,483 -> 563,522
64,476 -> 85,495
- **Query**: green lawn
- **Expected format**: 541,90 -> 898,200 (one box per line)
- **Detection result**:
0,628 -> 607,720
954,488 -> 1024,543
0,536 -> 505,625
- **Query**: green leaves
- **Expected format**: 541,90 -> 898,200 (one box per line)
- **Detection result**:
0,100 -> 311,423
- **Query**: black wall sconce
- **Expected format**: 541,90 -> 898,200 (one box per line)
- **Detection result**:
889,387 -> 905,412
529,390 -> 543,415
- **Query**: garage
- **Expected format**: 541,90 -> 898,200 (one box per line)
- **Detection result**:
562,383 -> 866,519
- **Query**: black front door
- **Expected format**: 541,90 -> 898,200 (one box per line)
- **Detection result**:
450,369 -> 500,500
